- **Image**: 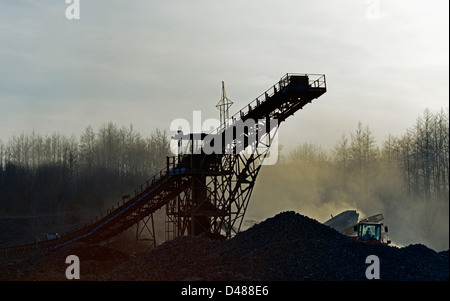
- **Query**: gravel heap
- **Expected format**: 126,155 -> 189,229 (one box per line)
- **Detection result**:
2,211 -> 448,281
113,211 -> 448,281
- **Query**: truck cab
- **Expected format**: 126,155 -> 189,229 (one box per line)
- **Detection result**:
355,221 -> 390,245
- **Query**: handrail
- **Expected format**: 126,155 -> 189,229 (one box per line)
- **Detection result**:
0,153 -> 189,254
206,73 -> 326,137
60,161 -> 175,235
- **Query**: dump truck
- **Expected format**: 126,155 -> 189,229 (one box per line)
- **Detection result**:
324,210 -> 390,245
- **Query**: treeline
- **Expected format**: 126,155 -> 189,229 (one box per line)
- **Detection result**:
0,122 -> 171,219
332,108 -> 449,206
252,108 -> 449,250
0,109 -> 448,249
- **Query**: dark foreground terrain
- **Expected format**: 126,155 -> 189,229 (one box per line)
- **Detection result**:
0,211 -> 448,281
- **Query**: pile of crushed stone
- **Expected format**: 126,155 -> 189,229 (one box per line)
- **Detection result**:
2,211 -> 448,281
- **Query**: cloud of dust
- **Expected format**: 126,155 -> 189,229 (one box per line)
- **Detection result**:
247,154 -> 449,252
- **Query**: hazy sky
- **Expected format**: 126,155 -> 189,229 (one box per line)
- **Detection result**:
0,0 -> 448,152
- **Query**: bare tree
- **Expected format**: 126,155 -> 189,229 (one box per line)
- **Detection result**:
333,133 -> 350,187
79,125 -> 96,172
290,142 -> 328,166
349,121 -> 379,203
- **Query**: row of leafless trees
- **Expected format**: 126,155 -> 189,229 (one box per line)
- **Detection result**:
0,122 -> 171,218
286,108 -> 448,206
397,109 -> 449,203
278,108 -> 448,246
0,109 -> 448,230
0,123 -> 170,176
249,108 -> 448,250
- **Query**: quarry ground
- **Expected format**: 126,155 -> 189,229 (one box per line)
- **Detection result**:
0,211 -> 448,281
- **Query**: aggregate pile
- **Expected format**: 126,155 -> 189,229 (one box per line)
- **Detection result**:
1,211 -> 448,281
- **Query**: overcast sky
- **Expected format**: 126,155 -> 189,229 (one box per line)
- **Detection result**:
0,0 -> 448,152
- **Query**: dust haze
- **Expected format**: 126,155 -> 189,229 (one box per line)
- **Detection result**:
248,155 -> 448,251
247,110 -> 449,252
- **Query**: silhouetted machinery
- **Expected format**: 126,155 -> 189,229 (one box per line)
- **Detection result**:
324,210 -> 391,245
1,73 -> 327,257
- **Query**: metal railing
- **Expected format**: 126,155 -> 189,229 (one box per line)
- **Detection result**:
207,73 -> 326,137
0,154 -> 188,256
